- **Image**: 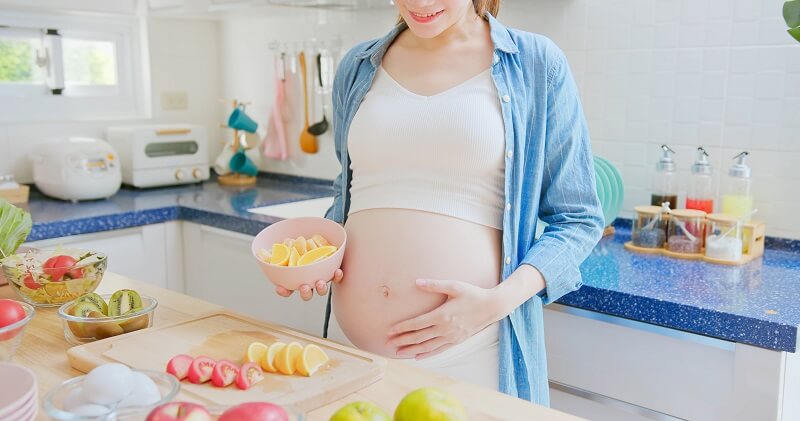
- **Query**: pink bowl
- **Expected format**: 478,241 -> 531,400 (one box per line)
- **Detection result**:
251,217 -> 346,290
0,362 -> 37,419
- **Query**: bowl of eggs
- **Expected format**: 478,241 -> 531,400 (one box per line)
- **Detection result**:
251,217 -> 346,291
43,363 -> 179,421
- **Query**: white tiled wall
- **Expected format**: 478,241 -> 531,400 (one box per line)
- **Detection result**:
0,17 -> 223,183
500,0 -> 800,239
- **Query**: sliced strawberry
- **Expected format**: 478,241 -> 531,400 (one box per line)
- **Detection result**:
186,356 -> 216,384
166,354 -> 194,381
211,360 -> 239,388
235,362 -> 264,390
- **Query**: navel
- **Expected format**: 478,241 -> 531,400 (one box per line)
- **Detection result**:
379,285 -> 390,298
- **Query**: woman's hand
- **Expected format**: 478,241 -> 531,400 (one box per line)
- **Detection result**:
275,269 -> 344,301
385,278 -> 507,359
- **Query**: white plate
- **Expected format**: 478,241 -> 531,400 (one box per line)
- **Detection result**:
0,363 -> 37,419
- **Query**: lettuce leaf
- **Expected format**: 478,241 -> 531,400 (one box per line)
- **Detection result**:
0,200 -> 32,258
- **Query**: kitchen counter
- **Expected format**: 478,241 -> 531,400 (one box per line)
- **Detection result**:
19,174 -> 800,353
1,272 -> 577,421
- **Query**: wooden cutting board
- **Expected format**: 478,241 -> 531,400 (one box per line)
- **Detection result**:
67,311 -> 386,413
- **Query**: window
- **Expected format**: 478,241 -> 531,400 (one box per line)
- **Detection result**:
0,11 -> 150,121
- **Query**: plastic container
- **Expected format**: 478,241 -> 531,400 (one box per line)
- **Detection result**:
58,295 -> 157,345
631,206 -> 667,248
666,209 -> 707,254
43,370 -> 179,421
651,144 -> 678,209
1,249 -> 107,307
705,213 -> 743,262
0,301 -> 34,361
721,152 -> 753,222
251,217 -> 346,291
686,147 -> 714,213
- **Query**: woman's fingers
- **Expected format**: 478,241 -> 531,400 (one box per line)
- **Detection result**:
396,336 -> 450,359
275,286 -> 293,297
332,269 -> 344,283
299,284 -> 314,301
414,342 -> 454,360
387,326 -> 440,349
315,280 -> 328,296
388,310 -> 439,336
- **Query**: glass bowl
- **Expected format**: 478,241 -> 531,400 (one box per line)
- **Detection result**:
0,300 -> 35,361
43,370 -> 180,421
58,295 -> 157,345
1,249 -> 108,307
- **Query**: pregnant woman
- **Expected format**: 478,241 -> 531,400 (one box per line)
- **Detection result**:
275,0 -> 603,405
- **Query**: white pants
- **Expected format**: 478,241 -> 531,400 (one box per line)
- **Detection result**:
327,311 -> 500,391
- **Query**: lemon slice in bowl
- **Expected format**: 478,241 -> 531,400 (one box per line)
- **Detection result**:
297,246 -> 337,267
269,244 -> 290,266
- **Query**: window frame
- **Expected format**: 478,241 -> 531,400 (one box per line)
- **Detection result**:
0,9 -> 151,122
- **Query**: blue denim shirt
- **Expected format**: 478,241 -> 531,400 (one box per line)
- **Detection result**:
324,15 -> 603,405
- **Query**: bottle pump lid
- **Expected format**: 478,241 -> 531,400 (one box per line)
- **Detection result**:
729,151 -> 751,178
691,147 -> 712,175
656,144 -> 675,172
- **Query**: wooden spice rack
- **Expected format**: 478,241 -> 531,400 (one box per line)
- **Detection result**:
624,220 -> 765,266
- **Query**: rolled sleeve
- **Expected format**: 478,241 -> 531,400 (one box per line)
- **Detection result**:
522,46 -> 604,305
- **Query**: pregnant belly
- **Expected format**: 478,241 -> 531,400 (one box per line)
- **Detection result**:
333,208 -> 502,357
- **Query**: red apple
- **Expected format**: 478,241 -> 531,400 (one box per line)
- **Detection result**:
0,299 -> 26,341
186,356 -> 215,384
235,362 -> 264,390
211,360 -> 239,387
218,402 -> 288,421
146,402 -> 212,421
166,354 -> 194,381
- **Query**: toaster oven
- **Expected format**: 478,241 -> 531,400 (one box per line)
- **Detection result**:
107,124 -> 210,188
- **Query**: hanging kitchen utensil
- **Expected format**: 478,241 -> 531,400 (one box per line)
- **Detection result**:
262,53 -> 289,160
298,51 -> 319,154
308,52 -> 329,136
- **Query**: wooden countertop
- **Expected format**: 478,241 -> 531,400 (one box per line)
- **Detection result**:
2,273 -> 580,420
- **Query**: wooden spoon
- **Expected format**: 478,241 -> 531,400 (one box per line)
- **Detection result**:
298,52 -> 318,154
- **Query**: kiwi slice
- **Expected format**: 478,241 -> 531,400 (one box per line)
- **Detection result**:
119,314 -> 150,333
108,289 -> 143,316
94,321 -> 124,339
70,301 -> 103,317
75,293 -> 108,316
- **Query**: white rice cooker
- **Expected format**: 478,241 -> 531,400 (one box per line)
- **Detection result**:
30,137 -> 122,202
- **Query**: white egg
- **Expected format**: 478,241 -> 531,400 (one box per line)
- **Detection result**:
70,404 -> 112,416
117,372 -> 161,408
82,363 -> 135,405
63,386 -> 89,411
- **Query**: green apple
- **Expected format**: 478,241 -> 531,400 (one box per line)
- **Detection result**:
394,388 -> 468,421
330,401 -> 391,421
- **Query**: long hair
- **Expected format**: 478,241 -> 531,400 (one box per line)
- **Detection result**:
396,0 -> 500,24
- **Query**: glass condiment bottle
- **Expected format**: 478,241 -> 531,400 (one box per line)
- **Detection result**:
651,144 -> 677,209
721,152 -> 753,222
686,147 -> 714,213
631,205 -> 667,248
705,213 -> 743,262
666,209 -> 706,255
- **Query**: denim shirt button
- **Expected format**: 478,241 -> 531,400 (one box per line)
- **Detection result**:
505,256 -> 511,265
502,94 -> 511,103
506,202 -> 511,211
493,53 -> 500,64
506,150 -> 513,159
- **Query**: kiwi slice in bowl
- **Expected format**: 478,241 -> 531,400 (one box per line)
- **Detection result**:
108,289 -> 143,316
75,293 -> 108,315
70,301 -> 104,317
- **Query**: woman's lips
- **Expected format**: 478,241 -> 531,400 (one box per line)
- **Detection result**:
408,9 -> 444,24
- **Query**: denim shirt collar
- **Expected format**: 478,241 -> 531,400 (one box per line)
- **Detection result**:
354,13 -> 520,67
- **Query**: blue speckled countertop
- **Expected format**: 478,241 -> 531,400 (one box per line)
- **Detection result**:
16,174 -> 800,353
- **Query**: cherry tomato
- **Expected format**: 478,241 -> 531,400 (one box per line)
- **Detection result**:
23,273 -> 42,290
43,255 -> 78,281
0,299 -> 26,341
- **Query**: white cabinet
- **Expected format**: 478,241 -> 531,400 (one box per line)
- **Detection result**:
27,222 -> 183,291
181,222 -> 328,336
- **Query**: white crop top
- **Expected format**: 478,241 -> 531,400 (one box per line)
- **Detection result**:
347,66 -> 506,229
